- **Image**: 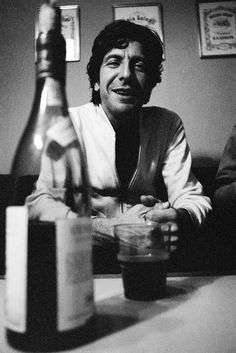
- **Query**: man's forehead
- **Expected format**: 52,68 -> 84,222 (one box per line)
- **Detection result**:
104,42 -> 145,59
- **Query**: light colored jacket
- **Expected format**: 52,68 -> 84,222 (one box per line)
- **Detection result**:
26,103 -> 211,226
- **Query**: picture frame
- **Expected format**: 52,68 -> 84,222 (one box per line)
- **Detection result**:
197,0 -> 236,58
60,5 -> 80,62
113,3 -> 165,58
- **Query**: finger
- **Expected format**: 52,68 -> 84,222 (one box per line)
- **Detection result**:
153,201 -> 170,210
127,204 -> 150,214
163,226 -> 179,253
145,219 -> 159,226
163,223 -> 179,234
140,195 -> 161,207
145,207 -> 176,223
169,234 -> 179,253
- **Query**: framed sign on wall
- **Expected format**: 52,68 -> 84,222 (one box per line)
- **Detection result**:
197,0 -> 236,58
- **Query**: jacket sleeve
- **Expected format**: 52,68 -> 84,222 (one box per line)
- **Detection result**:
162,117 -> 212,227
213,125 -> 236,217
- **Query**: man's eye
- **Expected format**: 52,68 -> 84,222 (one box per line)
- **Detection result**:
107,60 -> 120,67
135,62 -> 146,72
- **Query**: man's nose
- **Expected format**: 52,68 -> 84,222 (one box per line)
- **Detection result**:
118,61 -> 132,81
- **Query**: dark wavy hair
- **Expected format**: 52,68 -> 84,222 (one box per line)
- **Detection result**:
87,20 -> 164,105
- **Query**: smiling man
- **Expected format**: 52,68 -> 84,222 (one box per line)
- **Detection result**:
96,41 -> 149,126
26,20 -> 211,247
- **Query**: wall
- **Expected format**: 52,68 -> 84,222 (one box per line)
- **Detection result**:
0,0 -> 236,174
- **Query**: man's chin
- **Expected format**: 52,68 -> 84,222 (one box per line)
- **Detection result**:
115,100 -> 141,113
114,106 -> 137,117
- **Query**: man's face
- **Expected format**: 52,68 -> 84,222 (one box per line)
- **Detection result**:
97,41 -> 152,126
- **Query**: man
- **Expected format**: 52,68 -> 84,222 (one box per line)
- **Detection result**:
213,126 -> 236,223
211,127 -> 236,270
26,20 -> 211,242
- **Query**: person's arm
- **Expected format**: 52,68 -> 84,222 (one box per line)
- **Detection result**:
160,118 -> 212,231
213,125 -> 236,217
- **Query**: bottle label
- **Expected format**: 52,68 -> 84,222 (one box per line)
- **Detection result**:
56,218 -> 94,331
5,206 -> 28,333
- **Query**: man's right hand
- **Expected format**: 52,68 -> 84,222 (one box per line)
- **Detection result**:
116,203 -> 152,224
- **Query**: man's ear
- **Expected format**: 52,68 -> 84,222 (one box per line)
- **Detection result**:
94,82 -> 100,91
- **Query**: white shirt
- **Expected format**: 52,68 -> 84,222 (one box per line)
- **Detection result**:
26,103 -> 211,227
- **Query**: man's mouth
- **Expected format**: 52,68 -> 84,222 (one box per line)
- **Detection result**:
113,88 -> 135,97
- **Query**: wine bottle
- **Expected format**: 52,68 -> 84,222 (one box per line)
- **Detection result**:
10,0 -> 67,205
5,1 -> 94,351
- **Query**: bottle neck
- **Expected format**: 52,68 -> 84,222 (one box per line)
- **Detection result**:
36,31 -> 66,85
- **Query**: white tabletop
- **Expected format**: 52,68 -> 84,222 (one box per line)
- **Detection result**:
1,275 -> 236,353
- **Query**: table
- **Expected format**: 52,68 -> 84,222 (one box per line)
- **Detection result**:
1,274 -> 236,353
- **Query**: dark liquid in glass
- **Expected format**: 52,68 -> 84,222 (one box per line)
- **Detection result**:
119,255 -> 167,301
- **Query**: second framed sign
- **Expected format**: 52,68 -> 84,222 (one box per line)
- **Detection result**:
113,3 -> 165,58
